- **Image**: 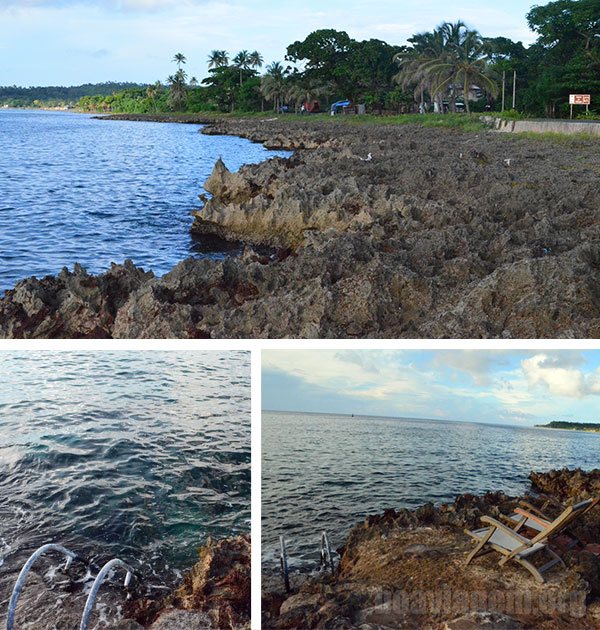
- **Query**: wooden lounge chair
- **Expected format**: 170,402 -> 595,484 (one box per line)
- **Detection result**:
465,499 -> 594,583
503,497 -> 599,540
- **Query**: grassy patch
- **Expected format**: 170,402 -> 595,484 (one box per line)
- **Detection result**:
97,110 -> 491,131
499,130 -> 599,144
339,113 -> 488,131
224,111 -> 488,131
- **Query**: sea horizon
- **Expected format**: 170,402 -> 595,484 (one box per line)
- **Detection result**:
262,408 -> 595,432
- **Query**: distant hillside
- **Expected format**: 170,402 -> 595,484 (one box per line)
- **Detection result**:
0,83 -> 147,106
536,421 -> 600,433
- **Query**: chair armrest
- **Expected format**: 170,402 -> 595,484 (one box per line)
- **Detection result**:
519,500 -> 550,519
514,508 -> 550,527
480,516 -> 533,546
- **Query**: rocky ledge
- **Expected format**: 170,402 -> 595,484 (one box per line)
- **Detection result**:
2,117 -> 600,338
263,470 -> 600,629
125,534 -> 251,629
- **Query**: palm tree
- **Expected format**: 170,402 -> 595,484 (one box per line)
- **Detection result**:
146,80 -> 163,112
249,50 -> 264,71
285,76 -> 329,112
233,50 -> 251,86
421,23 -> 498,113
393,29 -> 448,113
167,68 -> 188,110
393,22 -> 498,114
172,52 -> 187,68
208,50 -> 229,69
260,62 -> 287,111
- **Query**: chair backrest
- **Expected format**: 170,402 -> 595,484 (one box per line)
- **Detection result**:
530,498 -> 595,544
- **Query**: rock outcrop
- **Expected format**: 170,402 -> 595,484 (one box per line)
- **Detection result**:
3,118 -> 600,338
127,535 -> 251,629
263,470 -> 600,629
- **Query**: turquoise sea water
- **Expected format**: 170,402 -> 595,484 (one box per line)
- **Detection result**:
0,351 -> 250,592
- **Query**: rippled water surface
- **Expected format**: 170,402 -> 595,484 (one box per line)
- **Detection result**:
0,351 -> 250,592
0,109 -> 289,291
262,411 -> 600,569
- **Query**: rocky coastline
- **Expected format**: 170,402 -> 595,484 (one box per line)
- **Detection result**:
90,113 -> 220,124
263,469 -> 600,629
0,535 -> 250,629
125,534 -> 251,629
2,117 -> 600,338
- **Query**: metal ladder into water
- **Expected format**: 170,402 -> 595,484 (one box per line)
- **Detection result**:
6,543 -> 135,630
278,530 -> 337,592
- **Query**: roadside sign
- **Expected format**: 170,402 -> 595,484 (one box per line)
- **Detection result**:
569,94 -> 591,105
569,94 -> 591,118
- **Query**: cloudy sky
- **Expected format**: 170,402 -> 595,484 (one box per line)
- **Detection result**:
262,350 -> 600,426
1,0 -> 538,86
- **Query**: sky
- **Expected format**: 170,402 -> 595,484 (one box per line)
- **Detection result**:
0,0 -> 538,87
262,350 -> 600,426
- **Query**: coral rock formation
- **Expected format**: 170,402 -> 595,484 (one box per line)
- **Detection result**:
3,118 -> 600,338
127,535 -> 251,629
263,470 -> 600,629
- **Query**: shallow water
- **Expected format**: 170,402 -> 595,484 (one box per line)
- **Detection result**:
0,351 -> 250,594
0,109 -> 289,291
262,411 -> 600,570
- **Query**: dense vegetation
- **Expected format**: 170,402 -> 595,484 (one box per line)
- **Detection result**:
0,83 -> 145,108
536,421 -> 600,432
1,0 -> 598,118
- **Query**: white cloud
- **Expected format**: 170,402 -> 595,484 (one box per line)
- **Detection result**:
522,354 -> 600,398
263,350 -> 412,394
432,350 -> 504,386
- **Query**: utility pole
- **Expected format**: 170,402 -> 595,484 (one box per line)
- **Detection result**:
501,71 -> 506,112
512,70 -> 517,110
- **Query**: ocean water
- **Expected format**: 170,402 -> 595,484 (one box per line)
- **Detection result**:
0,109 -> 289,292
262,411 -> 600,570
0,351 -> 250,595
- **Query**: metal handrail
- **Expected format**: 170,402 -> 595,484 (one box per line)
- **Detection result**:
278,535 -> 290,593
320,531 -> 335,575
79,558 -> 134,630
7,543 -> 77,630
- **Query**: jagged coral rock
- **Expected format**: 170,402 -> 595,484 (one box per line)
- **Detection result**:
126,535 -> 250,629
4,118 -> 600,338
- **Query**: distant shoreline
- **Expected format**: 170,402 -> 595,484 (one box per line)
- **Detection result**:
535,421 -> 600,434
92,112 -> 222,124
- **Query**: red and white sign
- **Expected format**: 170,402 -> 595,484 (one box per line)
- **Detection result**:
569,94 -> 591,105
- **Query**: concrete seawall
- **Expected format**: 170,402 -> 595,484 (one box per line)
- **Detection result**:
491,117 -> 600,136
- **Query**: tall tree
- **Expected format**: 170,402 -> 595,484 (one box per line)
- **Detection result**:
167,68 -> 188,110
394,22 -> 498,113
233,50 -> 251,86
524,0 -> 600,115
202,65 -> 239,111
172,53 -> 187,68
249,50 -> 264,71
260,61 -> 288,111
394,28 -> 450,112
146,80 -> 163,112
347,39 -> 404,110
208,50 -> 229,69
286,29 -> 354,98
